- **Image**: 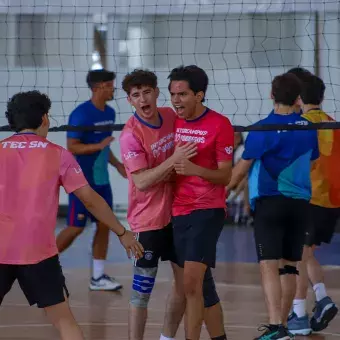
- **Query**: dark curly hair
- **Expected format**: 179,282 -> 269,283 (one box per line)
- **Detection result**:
122,69 -> 158,95
6,91 -> 51,132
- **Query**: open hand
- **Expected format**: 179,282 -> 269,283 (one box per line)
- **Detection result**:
119,230 -> 144,259
172,142 -> 197,164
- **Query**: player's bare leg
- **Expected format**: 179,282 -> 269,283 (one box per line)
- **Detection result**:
280,260 -> 297,325
90,221 -> 122,291
290,246 -> 309,320
183,261 -> 207,340
161,262 -> 186,338
204,303 -> 226,338
44,300 -> 84,340
162,262 -> 226,340
92,221 -> 110,260
307,246 -> 338,332
129,305 -> 148,340
260,259 -> 282,325
56,227 -> 84,253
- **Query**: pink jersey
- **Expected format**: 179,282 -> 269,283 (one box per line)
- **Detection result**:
120,107 -> 176,233
0,133 -> 88,264
173,109 -> 234,216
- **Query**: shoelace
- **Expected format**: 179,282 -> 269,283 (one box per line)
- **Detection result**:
257,324 -> 276,333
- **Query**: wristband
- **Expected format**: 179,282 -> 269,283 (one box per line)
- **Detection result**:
117,228 -> 126,237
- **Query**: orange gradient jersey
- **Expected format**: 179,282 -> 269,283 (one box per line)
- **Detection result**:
302,109 -> 340,208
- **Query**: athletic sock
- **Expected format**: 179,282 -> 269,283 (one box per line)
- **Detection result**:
160,335 -> 174,340
293,299 -> 307,318
92,259 -> 105,280
313,283 -> 327,302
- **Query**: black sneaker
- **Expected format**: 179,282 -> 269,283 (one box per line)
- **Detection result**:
254,324 -> 291,340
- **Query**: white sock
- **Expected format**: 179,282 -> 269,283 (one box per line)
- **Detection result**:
293,299 -> 307,318
160,335 -> 174,340
92,259 -> 105,280
313,283 -> 327,302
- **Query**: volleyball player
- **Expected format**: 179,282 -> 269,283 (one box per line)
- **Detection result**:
168,65 -> 234,340
0,91 -> 143,340
287,67 -> 312,114
287,74 -> 339,335
227,73 -> 319,340
120,69 -> 228,340
120,69 -> 195,340
56,69 -> 126,291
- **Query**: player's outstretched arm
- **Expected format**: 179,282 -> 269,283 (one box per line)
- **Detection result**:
67,136 -> 114,155
73,185 -> 144,259
131,142 -> 197,191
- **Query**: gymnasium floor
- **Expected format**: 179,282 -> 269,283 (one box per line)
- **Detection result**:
1,216 -> 340,339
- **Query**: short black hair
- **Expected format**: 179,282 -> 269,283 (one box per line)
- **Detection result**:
168,65 -> 209,102
5,91 -> 51,132
300,74 -> 325,105
86,69 -> 116,89
271,73 -> 302,106
122,69 -> 158,94
287,67 -> 312,82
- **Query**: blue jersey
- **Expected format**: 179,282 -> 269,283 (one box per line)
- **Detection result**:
242,111 -> 319,209
67,100 -> 115,186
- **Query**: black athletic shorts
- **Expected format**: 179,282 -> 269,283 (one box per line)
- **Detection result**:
253,196 -> 310,262
134,223 -> 176,268
172,208 -> 225,268
0,255 -> 69,308
305,204 -> 340,246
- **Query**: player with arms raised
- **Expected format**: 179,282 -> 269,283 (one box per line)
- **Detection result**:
56,69 -> 127,291
0,91 -> 143,340
168,65 -> 234,340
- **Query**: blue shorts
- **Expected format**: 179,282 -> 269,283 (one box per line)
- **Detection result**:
67,185 -> 113,227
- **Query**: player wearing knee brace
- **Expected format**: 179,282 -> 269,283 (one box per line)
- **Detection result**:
287,74 -> 339,335
120,69 -> 198,340
168,65 -> 233,340
227,73 -> 319,340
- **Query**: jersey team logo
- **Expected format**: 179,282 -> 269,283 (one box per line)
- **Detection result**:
225,146 -> 233,155
144,250 -> 153,261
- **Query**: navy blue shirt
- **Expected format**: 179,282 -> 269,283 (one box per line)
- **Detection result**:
67,100 -> 115,186
242,111 -> 319,209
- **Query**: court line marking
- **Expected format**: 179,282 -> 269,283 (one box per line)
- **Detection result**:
0,322 -> 338,336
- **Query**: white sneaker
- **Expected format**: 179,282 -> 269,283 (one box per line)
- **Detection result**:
89,274 -> 123,291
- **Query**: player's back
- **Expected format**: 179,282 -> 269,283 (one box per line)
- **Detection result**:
0,133 -> 86,265
302,109 -> 340,208
244,112 -> 319,208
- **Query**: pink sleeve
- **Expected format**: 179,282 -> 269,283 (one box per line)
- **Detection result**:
59,149 -> 88,193
120,131 -> 148,173
216,117 -> 234,162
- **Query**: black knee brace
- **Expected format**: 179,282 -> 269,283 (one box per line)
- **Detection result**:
279,265 -> 299,276
203,268 -> 220,308
284,265 -> 299,275
279,268 -> 286,275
